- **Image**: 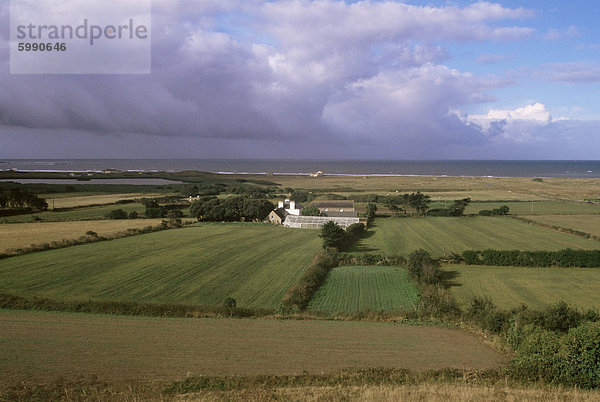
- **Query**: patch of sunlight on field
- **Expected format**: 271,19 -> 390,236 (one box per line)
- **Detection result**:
0,219 -> 165,253
445,264 -> 600,310
39,193 -> 162,208
354,217 -> 600,257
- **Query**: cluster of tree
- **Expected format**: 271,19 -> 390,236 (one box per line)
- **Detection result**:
478,205 -> 510,216
190,196 -> 274,222
465,297 -> 600,388
407,249 -> 442,285
141,198 -> 184,218
319,221 -> 365,251
427,198 -> 471,217
462,248 -> 600,267
384,191 -> 431,216
0,188 -> 48,211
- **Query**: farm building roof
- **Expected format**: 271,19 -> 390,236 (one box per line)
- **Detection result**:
311,200 -> 355,209
283,215 -> 359,229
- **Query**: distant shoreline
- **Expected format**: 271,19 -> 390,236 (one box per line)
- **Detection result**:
1,159 -> 599,178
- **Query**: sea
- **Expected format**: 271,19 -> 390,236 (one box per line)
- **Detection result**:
1,159 -> 599,178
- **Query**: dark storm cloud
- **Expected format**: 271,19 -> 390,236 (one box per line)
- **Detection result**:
2,0 -> 594,159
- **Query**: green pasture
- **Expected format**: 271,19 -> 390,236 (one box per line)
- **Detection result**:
0,203 -> 145,223
353,217 -> 600,257
308,266 -> 418,313
465,200 -> 600,215
0,223 -> 321,308
444,264 -> 600,310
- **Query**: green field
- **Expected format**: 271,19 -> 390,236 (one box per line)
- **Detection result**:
0,223 -> 321,308
523,215 -> 600,237
354,217 -> 600,257
308,266 -> 418,313
444,264 -> 600,310
0,203 -> 145,223
465,200 -> 600,215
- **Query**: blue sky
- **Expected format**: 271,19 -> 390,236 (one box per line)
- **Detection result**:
1,0 -> 599,159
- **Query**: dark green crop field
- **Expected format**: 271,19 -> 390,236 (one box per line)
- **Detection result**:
352,217 -> 600,257
0,223 -> 321,308
308,266 -> 418,313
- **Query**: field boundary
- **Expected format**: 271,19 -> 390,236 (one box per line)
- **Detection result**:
512,216 -> 600,242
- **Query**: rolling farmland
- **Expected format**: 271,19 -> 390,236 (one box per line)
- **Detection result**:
354,217 -> 600,257
0,223 -> 321,308
444,264 -> 600,310
308,266 -> 418,313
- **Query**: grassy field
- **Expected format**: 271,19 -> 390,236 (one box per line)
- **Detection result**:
465,200 -> 600,215
0,223 -> 321,308
444,264 -> 600,310
250,174 -> 600,201
353,217 -> 600,257
0,203 -> 145,223
308,266 -> 419,313
39,192 -> 162,208
522,214 -> 600,237
0,219 -> 166,253
0,310 -> 507,386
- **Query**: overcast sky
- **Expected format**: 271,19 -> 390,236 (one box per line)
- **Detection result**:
1,0 -> 600,159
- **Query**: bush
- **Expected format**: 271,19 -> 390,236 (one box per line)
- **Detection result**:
223,297 -> 237,308
407,249 -> 441,284
107,209 -> 128,219
561,321 -> 600,388
416,285 -> 460,317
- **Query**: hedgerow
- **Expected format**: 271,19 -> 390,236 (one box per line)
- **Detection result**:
462,248 -> 600,267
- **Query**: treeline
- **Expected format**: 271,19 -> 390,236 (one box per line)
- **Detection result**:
462,249 -> 600,267
478,205 -> 509,216
0,188 -> 47,212
190,196 -> 274,222
281,252 -> 338,311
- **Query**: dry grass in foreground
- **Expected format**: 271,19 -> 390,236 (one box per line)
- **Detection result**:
179,383 -> 600,401
0,219 -> 165,253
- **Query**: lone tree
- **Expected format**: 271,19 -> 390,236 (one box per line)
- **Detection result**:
319,221 -> 349,250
